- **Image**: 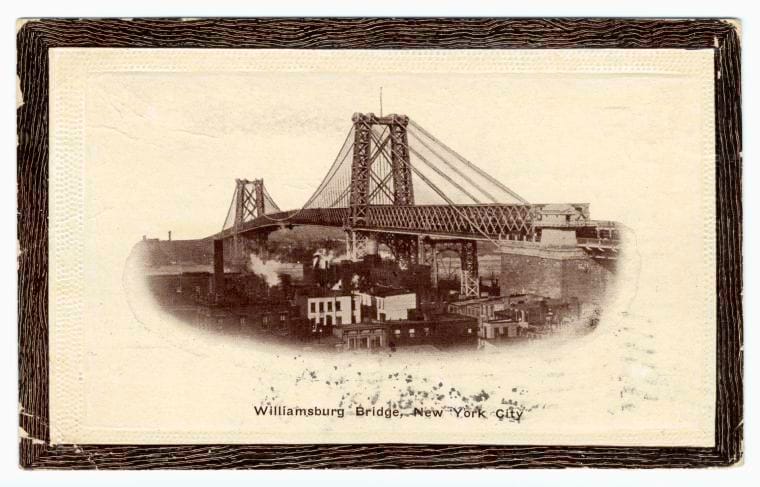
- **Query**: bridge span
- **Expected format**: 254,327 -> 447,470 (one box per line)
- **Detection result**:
209,113 -> 623,297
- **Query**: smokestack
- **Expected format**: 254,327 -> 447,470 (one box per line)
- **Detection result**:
168,230 -> 172,241
213,239 -> 224,295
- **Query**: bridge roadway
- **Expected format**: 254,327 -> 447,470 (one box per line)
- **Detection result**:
212,204 -> 621,250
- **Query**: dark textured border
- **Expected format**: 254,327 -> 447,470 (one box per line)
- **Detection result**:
17,18 -> 742,469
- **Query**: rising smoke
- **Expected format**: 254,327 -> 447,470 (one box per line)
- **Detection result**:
312,248 -> 349,269
247,253 -> 281,287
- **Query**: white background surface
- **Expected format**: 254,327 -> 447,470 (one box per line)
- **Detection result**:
2,0 -> 757,485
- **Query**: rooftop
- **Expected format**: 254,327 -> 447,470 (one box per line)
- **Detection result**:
303,289 -> 357,299
449,296 -> 505,307
371,288 -> 416,298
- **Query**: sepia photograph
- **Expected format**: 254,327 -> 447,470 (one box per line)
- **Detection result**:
50,45 -> 715,445
16,17 -> 742,470
132,112 -> 622,352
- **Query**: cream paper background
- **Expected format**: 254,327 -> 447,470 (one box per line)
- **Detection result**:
48,48 -> 715,445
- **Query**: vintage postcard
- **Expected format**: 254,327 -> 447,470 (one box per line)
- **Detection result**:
18,19 -> 742,468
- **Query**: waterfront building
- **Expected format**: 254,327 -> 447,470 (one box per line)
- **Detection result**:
370,289 -> 417,321
300,291 -> 362,330
331,313 -> 478,352
447,296 -> 508,320
479,317 -> 526,341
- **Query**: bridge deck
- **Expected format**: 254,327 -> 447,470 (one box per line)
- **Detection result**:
213,204 -> 622,252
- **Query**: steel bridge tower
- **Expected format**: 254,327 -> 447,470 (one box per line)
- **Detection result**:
346,113 -> 419,267
230,178 -> 270,269
349,112 -> 414,226
345,113 -> 479,297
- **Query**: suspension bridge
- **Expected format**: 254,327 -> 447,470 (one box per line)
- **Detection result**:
212,113 -> 622,297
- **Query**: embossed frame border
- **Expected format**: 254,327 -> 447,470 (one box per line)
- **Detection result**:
17,18 -> 742,469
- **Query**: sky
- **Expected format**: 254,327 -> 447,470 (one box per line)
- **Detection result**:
81,49 -> 710,242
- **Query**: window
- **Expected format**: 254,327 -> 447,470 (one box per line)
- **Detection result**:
327,301 -> 333,312
319,302 -> 324,312
335,300 -> 341,311
424,327 -> 431,337
262,315 -> 269,325
310,302 -> 315,313
280,314 -> 286,322
408,328 -> 416,338
394,329 -> 401,338
336,316 -> 342,325
467,328 -> 473,334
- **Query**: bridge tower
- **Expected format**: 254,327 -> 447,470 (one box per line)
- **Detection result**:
459,240 -> 480,297
344,113 -> 479,297
348,113 -> 373,227
388,115 -> 414,206
231,178 -> 269,268
234,178 -> 266,224
347,113 -> 415,261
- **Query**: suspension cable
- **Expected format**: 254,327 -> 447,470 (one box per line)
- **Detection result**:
409,119 -> 529,204
328,184 -> 352,208
407,128 -> 499,203
369,125 -> 482,204
220,183 -> 238,233
257,125 -> 355,222
229,118 -> 527,244
367,128 -> 502,246
262,186 -> 281,213
300,126 -> 355,209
